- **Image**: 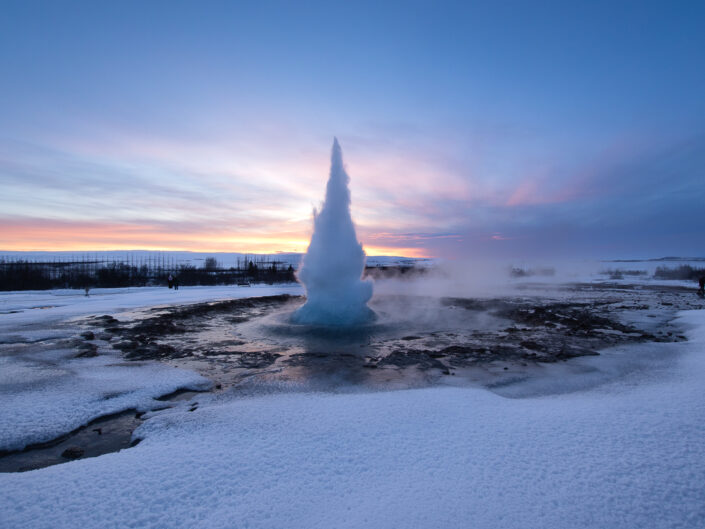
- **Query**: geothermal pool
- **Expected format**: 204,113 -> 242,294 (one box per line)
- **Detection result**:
0,280 -> 703,484
81,282 -> 697,396
1,281 -> 701,473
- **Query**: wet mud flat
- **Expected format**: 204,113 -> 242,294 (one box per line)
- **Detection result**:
2,283 -> 701,472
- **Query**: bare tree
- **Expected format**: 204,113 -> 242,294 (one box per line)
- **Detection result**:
203,257 -> 219,271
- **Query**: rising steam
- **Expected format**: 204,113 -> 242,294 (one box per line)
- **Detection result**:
293,138 -> 374,325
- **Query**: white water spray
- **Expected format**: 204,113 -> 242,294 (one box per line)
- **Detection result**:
293,138 -> 374,325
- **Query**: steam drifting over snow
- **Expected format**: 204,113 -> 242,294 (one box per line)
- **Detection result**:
293,138 -> 374,325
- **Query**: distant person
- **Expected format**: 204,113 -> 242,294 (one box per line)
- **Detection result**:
174,277 -> 179,290
698,276 -> 705,297
167,274 -> 174,289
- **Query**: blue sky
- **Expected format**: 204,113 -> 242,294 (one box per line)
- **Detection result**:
1,0 -> 704,258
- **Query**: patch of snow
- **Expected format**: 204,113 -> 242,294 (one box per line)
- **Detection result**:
0,284 -> 300,451
0,283 -> 302,334
0,351 -> 210,452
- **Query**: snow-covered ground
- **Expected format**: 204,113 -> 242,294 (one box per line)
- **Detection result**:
0,352 -> 210,452
0,284 -> 302,452
0,284 -> 703,528
0,283 -> 303,332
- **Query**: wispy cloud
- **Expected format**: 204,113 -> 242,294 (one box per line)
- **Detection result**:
1,126 -> 704,259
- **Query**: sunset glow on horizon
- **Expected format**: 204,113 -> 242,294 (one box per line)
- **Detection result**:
0,216 -> 433,258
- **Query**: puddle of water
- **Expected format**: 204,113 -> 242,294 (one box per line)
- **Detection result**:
0,386 -> 208,473
0,410 -> 142,473
156,389 -> 206,402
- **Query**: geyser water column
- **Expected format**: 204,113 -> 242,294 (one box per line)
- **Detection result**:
293,138 -> 374,325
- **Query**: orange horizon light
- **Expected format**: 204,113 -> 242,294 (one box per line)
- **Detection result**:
0,220 -> 430,258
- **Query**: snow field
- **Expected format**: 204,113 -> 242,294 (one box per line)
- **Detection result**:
0,284 -> 300,451
0,352 -> 211,452
0,283 -> 303,332
1,311 -> 704,528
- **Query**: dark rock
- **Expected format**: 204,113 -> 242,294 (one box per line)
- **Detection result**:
75,343 -> 98,358
81,331 -> 95,340
379,349 -> 447,370
61,446 -> 84,459
520,340 -> 542,351
130,319 -> 189,336
236,351 -> 280,368
74,350 -> 98,358
131,343 -> 177,360
440,345 -> 485,357
115,340 -> 138,351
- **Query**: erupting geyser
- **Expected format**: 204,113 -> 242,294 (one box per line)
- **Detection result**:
293,138 -> 374,325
